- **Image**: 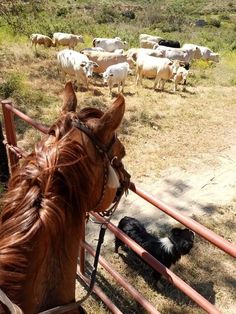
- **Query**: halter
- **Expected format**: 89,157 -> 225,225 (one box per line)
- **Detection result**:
37,119 -> 130,313
72,118 -> 130,215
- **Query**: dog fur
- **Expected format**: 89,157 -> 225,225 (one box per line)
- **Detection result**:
115,216 -> 195,280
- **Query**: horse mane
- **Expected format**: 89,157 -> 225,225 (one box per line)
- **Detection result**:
0,110 -> 98,300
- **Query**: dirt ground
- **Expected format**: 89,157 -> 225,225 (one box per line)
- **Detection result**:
79,83 -> 236,314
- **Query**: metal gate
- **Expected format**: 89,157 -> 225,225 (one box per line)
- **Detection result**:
1,99 -> 236,314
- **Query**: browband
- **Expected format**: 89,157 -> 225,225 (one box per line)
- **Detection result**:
72,119 -> 116,155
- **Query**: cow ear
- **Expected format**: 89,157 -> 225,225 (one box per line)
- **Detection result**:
61,81 -> 78,113
94,94 -> 125,143
109,73 -> 114,77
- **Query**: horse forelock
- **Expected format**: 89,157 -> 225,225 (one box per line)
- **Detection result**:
0,113 -> 94,302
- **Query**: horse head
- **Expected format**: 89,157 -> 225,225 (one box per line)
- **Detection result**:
0,81 -> 129,313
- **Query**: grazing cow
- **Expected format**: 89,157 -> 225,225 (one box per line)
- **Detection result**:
57,49 -> 98,89
30,34 -> 53,49
135,52 -> 179,91
80,47 -> 105,53
159,39 -> 181,48
126,48 -> 164,64
182,44 -> 219,62
140,39 -> 158,49
53,32 -> 84,49
81,51 -> 131,74
92,37 -> 128,52
139,34 -> 162,44
173,66 -> 189,92
103,62 -> 130,96
154,45 -> 201,62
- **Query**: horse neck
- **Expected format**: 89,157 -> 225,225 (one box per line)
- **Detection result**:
0,179 -> 85,313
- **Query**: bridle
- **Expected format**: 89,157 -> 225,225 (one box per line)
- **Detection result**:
0,118 -> 130,313
38,119 -> 131,313
73,118 -> 130,215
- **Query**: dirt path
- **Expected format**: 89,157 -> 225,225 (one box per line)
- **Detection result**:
86,142 -> 236,248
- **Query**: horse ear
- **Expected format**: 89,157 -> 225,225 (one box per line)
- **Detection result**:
61,81 -> 78,113
94,94 -> 125,142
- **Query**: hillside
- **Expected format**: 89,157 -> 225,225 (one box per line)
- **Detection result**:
0,1 -> 236,314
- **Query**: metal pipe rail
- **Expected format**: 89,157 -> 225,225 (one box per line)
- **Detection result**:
2,100 -> 49,134
92,212 -> 222,314
77,272 -> 122,314
129,183 -> 236,258
81,241 -> 160,314
1,99 -> 234,313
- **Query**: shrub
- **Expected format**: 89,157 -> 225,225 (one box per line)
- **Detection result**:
0,73 -> 24,99
208,18 -> 221,28
230,41 -> 236,51
56,7 -> 68,17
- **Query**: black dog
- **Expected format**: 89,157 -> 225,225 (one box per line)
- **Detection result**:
115,216 -> 195,280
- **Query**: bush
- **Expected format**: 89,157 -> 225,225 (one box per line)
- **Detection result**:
0,73 -> 24,99
208,18 -> 221,28
230,41 -> 236,51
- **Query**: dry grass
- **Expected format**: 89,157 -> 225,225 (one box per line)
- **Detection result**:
0,41 -> 236,313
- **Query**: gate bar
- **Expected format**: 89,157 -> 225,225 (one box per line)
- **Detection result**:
129,183 -> 236,258
1,101 -> 19,172
82,241 -> 160,314
77,272 -> 122,314
1,101 -> 49,134
92,212 -> 222,314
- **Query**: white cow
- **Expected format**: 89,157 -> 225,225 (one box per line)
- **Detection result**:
92,37 -> 128,52
154,45 -> 201,62
173,66 -> 189,92
103,62 -> 130,96
140,39 -> 158,49
80,47 -> 105,53
53,32 -> 84,49
30,34 -> 53,48
57,49 -> 98,89
135,52 -> 179,91
81,51 -> 131,74
126,48 -> 164,64
139,34 -> 162,44
182,44 -> 219,62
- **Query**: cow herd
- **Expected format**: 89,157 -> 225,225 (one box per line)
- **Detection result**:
30,32 -> 220,95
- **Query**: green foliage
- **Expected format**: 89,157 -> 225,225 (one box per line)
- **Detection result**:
208,18 -> 221,28
0,73 -> 24,99
0,72 -> 55,120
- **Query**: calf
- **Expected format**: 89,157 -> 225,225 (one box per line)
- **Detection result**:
30,34 -> 53,49
57,49 -> 98,90
173,66 -> 189,92
103,62 -> 130,96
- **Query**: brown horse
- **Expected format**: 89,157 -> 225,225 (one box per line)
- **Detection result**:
0,82 -> 128,313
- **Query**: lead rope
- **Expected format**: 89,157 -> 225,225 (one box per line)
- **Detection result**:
0,288 -> 23,314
